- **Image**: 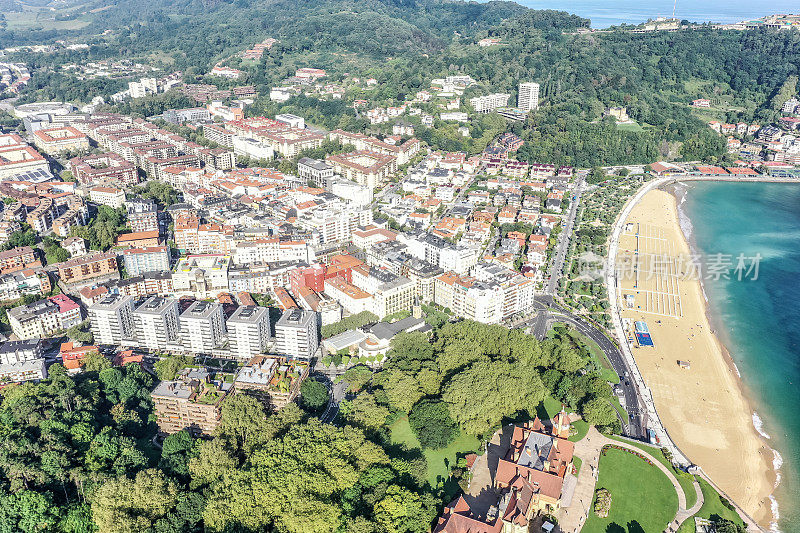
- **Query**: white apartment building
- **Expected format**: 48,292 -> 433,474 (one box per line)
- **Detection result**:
434,272 -> 505,324
226,306 -> 271,360
180,300 -> 226,354
89,186 -> 126,208
299,207 -> 373,245
274,309 -> 319,361
517,82 -> 540,112
297,157 -> 335,188
330,180 -> 374,207
122,246 -> 171,276
351,265 -> 415,319
132,296 -> 181,351
469,93 -> 511,113
7,295 -> 82,340
89,294 -> 135,345
232,239 -> 313,265
0,340 -> 46,383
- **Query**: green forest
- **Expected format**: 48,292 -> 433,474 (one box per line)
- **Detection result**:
0,319 -> 620,532
4,0 -> 798,166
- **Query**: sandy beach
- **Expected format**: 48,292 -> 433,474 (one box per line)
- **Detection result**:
617,188 -> 774,525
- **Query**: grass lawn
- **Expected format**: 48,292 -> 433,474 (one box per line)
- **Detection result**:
582,448 -> 678,532
573,456 -> 583,475
608,435 -> 697,509
676,479 -> 746,533
535,397 -> 590,442
609,396 -> 630,424
552,322 -> 619,384
390,415 -> 479,489
615,121 -> 645,132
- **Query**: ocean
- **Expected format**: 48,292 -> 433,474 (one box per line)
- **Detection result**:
513,0 -> 799,28
681,181 -> 800,532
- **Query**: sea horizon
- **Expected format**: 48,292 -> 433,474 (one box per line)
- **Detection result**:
511,0 -> 799,28
681,181 -> 800,532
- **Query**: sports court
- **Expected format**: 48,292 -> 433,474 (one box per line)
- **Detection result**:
617,222 -> 684,319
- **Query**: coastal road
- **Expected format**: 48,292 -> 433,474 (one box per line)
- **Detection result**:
522,299 -> 646,439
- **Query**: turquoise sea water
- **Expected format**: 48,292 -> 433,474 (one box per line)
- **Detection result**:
514,0 -> 799,28
682,181 -> 800,532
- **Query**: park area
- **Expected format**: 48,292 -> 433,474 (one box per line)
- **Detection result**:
582,447 -> 678,533
390,414 -> 479,490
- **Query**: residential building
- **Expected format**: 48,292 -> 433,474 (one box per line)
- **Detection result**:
32,126 -> 89,155
151,368 -> 232,436
0,339 -> 46,384
7,295 -> 82,339
122,246 -> 171,276
0,268 -> 51,301
469,93 -> 511,113
226,305 -> 271,360
56,251 -> 119,286
517,82 -> 540,112
89,186 -> 126,208
274,308 -> 319,361
0,246 -> 39,274
297,157 -> 335,187
326,151 -> 397,189
180,300 -> 226,353
88,293 -> 136,345
62,236 -> 86,257
352,264 -> 415,318
70,153 -> 139,186
233,356 -> 309,410
172,254 -> 231,297
0,134 -> 50,179
132,296 -> 181,350
60,341 -> 100,371
126,198 -> 159,233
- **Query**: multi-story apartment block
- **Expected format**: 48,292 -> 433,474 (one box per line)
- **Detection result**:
226,306 -> 271,360
298,206 -> 372,245
89,186 -> 126,208
0,339 -> 46,384
469,93 -> 511,113
434,272 -> 505,324
151,368 -> 231,436
233,356 -> 309,410
32,126 -> 89,155
0,134 -> 50,179
132,296 -> 181,351
274,308 -> 319,361
180,300 -> 226,354
88,294 -> 135,345
174,215 -> 235,254
110,271 -> 174,299
326,150 -> 397,189
0,246 -> 39,274
0,268 -> 51,301
232,239 -> 313,265
122,246 -> 171,276
70,153 -> 139,186
297,157 -> 335,187
517,82 -> 540,112
172,255 -> 230,297
56,251 -> 119,286
7,295 -> 82,339
125,198 -> 159,233
351,264 -> 415,318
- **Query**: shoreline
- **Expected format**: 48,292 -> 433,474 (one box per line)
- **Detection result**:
617,187 -> 775,527
671,181 -> 784,530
